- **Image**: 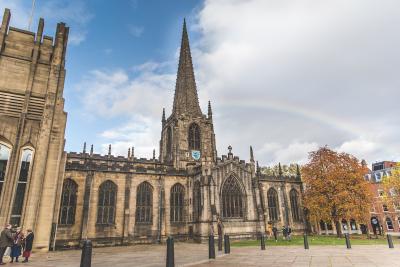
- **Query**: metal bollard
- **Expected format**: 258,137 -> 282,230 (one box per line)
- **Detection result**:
224,234 -> 230,254
303,234 -> 309,250
166,236 -> 175,267
345,233 -> 351,249
387,234 -> 394,248
209,235 -> 216,259
260,234 -> 266,250
80,240 -> 92,267
218,235 -> 223,251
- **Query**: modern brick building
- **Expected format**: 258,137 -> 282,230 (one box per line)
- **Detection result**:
365,161 -> 400,234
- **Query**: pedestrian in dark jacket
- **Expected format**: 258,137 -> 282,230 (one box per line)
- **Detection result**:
22,229 -> 34,263
10,227 -> 23,263
0,224 -> 14,265
282,226 -> 287,240
272,226 -> 278,242
287,226 -> 292,241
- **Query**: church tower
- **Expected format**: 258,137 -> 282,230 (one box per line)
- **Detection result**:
160,20 -> 216,170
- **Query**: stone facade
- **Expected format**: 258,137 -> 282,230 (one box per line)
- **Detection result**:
54,20 -> 304,249
0,10 -> 304,251
0,9 -> 68,250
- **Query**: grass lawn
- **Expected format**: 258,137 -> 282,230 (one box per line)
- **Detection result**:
231,235 -> 398,247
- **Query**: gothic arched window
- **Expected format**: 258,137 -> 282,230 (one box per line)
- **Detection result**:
0,143 -> 11,199
97,180 -> 117,225
188,123 -> 200,150
267,188 -> 279,221
193,181 -> 201,221
59,179 -> 78,225
290,189 -> 300,222
11,148 -> 34,226
170,183 -> 185,223
136,182 -> 153,224
221,176 -> 244,218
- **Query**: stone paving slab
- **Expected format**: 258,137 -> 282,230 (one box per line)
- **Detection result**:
2,244 -> 400,267
3,243 -> 222,267
195,245 -> 400,267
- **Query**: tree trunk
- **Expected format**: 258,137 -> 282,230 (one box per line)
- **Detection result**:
334,220 -> 342,238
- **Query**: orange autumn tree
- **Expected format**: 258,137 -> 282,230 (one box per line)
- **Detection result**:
381,163 -> 400,208
302,147 -> 372,237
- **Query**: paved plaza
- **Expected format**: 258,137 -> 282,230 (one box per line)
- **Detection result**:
7,244 -> 400,267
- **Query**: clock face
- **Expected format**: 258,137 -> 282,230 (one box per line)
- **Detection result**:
191,150 -> 201,160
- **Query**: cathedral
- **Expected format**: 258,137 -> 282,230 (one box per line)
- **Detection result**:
0,9 -> 304,251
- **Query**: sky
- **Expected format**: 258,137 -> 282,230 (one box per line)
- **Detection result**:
1,0 -> 399,167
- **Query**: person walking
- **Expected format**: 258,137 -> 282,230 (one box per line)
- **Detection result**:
22,229 -> 34,263
272,226 -> 278,242
287,226 -> 292,241
282,226 -> 287,240
10,227 -> 23,263
0,224 -> 14,265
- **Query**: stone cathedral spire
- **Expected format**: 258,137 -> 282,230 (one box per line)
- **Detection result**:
172,19 -> 202,117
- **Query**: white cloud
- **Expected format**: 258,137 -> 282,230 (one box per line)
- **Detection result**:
193,0 -> 400,166
72,0 -> 400,166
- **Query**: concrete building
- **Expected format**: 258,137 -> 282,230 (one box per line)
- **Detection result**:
0,10 -> 304,251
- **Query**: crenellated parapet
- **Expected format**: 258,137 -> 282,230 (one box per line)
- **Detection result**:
65,150 -> 187,176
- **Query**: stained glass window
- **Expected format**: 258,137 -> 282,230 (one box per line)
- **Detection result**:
136,182 -> 153,224
290,189 -> 300,222
11,148 -> 33,226
59,179 -> 78,225
0,143 -> 11,199
97,180 -> 117,224
221,176 -> 244,218
267,188 -> 279,221
170,183 -> 185,222
188,123 -> 200,150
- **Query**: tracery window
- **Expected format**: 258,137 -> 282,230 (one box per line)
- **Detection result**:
193,181 -> 201,221
188,123 -> 200,150
170,183 -> 185,223
0,143 -> 11,199
136,182 -> 153,224
59,179 -> 78,225
221,176 -> 244,218
290,189 -> 301,222
267,188 -> 279,221
11,148 -> 33,226
97,180 -> 117,225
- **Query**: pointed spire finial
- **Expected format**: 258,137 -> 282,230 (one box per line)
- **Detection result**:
256,161 -> 260,174
162,108 -> 166,126
128,148 -> 131,159
208,100 -> 212,119
153,149 -> 156,160
250,146 -> 254,162
108,144 -> 112,157
172,19 -> 202,117
296,164 -> 301,177
83,142 -> 87,154
90,144 -> 93,156
132,146 -> 135,159
278,162 -> 283,177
